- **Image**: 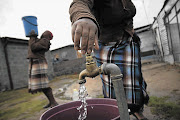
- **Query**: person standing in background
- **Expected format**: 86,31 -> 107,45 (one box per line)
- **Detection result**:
27,30 -> 58,108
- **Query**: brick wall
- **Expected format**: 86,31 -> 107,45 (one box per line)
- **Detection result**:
51,45 -> 77,62
45,51 -> 55,80
53,57 -> 86,76
6,42 -> 29,89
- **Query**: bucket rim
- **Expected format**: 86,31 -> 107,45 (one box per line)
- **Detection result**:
40,103 -> 119,120
22,16 -> 37,20
40,98 -> 118,120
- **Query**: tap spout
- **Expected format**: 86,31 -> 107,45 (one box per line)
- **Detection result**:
79,68 -> 100,80
79,54 -> 100,84
78,53 -> 130,119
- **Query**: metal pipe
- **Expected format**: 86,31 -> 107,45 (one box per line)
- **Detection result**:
100,63 -> 121,77
78,54 -> 130,120
101,63 -> 130,120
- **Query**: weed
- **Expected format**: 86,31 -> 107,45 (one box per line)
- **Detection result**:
0,88 -> 46,120
149,96 -> 180,119
96,94 -> 104,98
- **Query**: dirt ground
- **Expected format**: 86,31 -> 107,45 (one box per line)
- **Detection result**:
140,62 -> 180,120
62,62 -> 180,120
27,61 -> 180,120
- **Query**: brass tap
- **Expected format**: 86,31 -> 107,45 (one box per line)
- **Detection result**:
78,54 -> 129,119
79,54 -> 101,84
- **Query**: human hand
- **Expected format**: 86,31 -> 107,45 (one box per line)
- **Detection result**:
71,18 -> 99,54
29,30 -> 37,37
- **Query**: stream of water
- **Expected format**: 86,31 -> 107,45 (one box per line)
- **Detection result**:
77,83 -> 88,120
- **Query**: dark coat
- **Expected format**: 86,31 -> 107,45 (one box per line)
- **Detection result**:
69,0 -> 136,43
27,31 -> 52,60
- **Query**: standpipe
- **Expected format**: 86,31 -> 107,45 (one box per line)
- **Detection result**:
79,53 -> 130,120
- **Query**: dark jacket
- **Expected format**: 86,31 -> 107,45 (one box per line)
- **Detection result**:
27,31 -> 51,60
69,0 -> 136,43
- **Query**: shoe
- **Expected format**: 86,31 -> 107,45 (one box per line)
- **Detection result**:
132,113 -> 148,120
43,103 -> 51,108
50,102 -> 59,108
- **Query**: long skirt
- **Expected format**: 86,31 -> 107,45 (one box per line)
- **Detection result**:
28,59 -> 49,93
94,36 -> 148,112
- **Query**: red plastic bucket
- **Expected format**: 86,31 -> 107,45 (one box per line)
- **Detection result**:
40,98 -> 120,120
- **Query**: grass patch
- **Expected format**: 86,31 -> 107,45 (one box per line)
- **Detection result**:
149,96 -> 180,119
96,94 -> 104,98
0,88 -> 46,120
0,74 -> 79,120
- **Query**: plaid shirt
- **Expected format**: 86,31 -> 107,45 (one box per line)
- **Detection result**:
94,36 -> 147,111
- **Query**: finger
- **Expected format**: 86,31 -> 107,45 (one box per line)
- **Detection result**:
94,33 -> 99,50
74,40 -> 81,50
71,23 -> 77,42
74,25 -> 83,50
87,29 -> 96,54
81,28 -> 89,54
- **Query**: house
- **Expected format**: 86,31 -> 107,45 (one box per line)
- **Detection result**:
152,0 -> 180,64
135,24 -> 160,61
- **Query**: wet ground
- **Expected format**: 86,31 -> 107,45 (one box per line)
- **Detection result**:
27,61 -> 180,120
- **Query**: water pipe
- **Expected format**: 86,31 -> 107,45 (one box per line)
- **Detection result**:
101,63 -> 130,120
79,54 -> 130,120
